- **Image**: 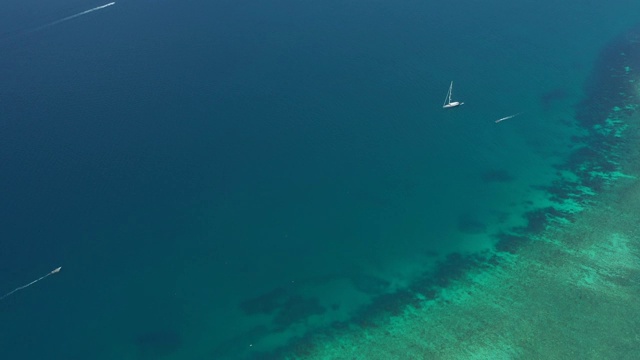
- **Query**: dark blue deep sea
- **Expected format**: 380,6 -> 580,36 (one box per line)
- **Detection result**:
1,0 -> 640,359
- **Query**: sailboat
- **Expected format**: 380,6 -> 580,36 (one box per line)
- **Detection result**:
442,81 -> 464,109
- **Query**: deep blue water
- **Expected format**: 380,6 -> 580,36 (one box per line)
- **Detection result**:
1,0 -> 640,359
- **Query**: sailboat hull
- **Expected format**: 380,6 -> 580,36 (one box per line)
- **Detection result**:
443,101 -> 463,109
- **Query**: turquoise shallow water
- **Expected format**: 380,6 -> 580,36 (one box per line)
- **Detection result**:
1,0 -> 640,359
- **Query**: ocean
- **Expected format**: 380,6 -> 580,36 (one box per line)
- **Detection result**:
1,0 -> 639,359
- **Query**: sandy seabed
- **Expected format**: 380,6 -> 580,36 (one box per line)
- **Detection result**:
290,119 -> 640,360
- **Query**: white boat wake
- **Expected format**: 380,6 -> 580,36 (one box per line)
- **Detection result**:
29,2 -> 116,33
495,112 -> 522,123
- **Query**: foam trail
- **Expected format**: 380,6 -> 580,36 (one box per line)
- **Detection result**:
30,2 -> 115,32
495,112 -> 522,123
0,267 -> 62,301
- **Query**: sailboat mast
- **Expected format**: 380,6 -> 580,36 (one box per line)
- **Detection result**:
443,81 -> 453,106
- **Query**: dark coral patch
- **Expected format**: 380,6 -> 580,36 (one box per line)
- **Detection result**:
273,295 -> 326,330
576,24 -> 640,128
520,207 -> 568,234
349,273 -> 391,295
432,252 -> 484,287
457,213 -> 487,234
135,330 -> 182,359
534,182 -> 571,203
540,87 -> 568,109
495,233 -> 528,254
239,287 -> 288,315
480,169 -> 515,183
352,289 -> 417,326
240,287 -> 327,331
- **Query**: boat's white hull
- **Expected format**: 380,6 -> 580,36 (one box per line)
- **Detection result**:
443,101 -> 463,109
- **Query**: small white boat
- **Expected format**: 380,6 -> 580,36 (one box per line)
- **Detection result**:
442,81 -> 464,109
